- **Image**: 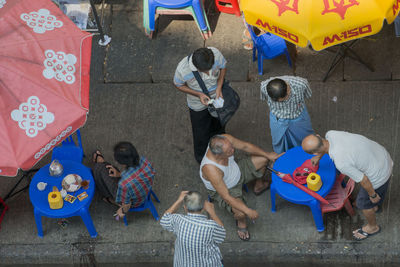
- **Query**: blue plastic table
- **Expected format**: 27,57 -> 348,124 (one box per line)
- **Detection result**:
270,146 -> 336,232
29,160 -> 97,238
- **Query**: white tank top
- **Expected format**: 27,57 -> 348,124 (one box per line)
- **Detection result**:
200,152 -> 241,191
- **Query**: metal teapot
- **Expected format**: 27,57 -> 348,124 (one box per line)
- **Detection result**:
49,159 -> 63,176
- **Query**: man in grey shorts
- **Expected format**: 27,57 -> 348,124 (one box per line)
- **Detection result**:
302,131 -> 393,241
200,134 -> 281,241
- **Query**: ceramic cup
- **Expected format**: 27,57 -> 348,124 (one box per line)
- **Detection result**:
60,189 -> 67,198
37,182 -> 47,191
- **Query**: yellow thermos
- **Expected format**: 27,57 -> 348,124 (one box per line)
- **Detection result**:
307,173 -> 322,191
48,186 -> 63,209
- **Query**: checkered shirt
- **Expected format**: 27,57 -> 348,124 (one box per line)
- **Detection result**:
115,157 -> 155,207
160,213 -> 226,267
173,47 -> 227,111
260,76 -> 312,119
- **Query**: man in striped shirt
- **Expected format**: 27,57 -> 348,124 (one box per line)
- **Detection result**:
174,47 -> 227,164
261,75 -> 314,154
160,191 -> 226,267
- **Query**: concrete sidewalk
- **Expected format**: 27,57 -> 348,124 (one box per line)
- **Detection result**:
1,0 -> 400,265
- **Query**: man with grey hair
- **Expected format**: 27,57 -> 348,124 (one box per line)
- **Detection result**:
160,191 -> 226,267
200,134 -> 281,241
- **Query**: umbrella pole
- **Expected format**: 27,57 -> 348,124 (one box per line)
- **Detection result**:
89,0 -> 111,46
3,169 -> 39,201
322,40 -> 374,82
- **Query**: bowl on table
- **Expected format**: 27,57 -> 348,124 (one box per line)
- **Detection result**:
62,174 -> 82,192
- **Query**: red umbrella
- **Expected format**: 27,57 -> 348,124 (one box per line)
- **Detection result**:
267,166 -> 330,205
0,0 -> 92,177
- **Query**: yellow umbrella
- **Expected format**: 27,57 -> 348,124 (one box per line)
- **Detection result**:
242,0 -> 400,51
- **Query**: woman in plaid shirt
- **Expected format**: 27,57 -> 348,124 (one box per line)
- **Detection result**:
92,142 -> 155,218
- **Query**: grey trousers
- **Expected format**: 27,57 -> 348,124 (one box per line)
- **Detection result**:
92,162 -> 119,200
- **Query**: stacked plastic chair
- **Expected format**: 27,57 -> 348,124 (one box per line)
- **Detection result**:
143,0 -> 212,39
247,24 -> 292,75
51,129 -> 84,163
215,0 -> 241,17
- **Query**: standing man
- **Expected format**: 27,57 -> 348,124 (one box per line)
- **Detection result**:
160,191 -> 225,267
174,47 -> 227,163
200,134 -> 281,241
261,76 -> 314,154
302,131 -> 393,241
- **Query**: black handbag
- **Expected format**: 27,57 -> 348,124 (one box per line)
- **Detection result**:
192,70 -> 240,127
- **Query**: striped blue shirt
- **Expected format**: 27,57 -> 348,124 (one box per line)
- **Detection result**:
160,213 -> 226,267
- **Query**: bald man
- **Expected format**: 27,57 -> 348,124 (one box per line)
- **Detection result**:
302,131 -> 393,241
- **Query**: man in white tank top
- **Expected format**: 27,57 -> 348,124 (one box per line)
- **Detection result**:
200,134 -> 281,241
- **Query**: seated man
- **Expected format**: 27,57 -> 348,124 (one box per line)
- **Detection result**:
91,141 -> 156,218
200,134 -> 281,241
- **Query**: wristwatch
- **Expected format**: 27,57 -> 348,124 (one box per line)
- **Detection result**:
369,193 -> 378,199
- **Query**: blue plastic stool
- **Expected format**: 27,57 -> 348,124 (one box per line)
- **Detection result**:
123,189 -> 160,226
51,129 -> 84,163
247,24 -> 292,75
146,0 -> 208,32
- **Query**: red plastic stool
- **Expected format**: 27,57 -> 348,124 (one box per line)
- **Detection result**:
215,0 -> 241,17
0,197 -> 9,230
321,174 -> 355,216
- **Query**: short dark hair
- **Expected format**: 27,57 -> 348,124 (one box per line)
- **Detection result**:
267,79 -> 287,101
192,48 -> 214,71
113,142 -> 140,167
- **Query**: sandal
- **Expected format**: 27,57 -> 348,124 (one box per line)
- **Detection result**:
353,226 -> 381,241
92,150 -> 104,163
242,29 -> 253,50
254,181 -> 271,196
236,221 -> 250,241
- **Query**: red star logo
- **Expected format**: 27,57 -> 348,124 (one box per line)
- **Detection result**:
321,0 -> 359,20
270,0 -> 299,16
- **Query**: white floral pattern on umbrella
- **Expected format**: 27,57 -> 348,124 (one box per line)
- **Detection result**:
42,49 -> 77,84
20,9 -> 63,34
0,0 -> 6,9
11,96 -> 55,138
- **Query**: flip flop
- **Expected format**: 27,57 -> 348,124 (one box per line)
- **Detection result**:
254,183 -> 270,196
236,221 -> 250,241
92,150 -> 104,163
353,226 -> 381,241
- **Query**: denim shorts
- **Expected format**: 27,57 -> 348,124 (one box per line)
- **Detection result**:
356,179 -> 390,210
